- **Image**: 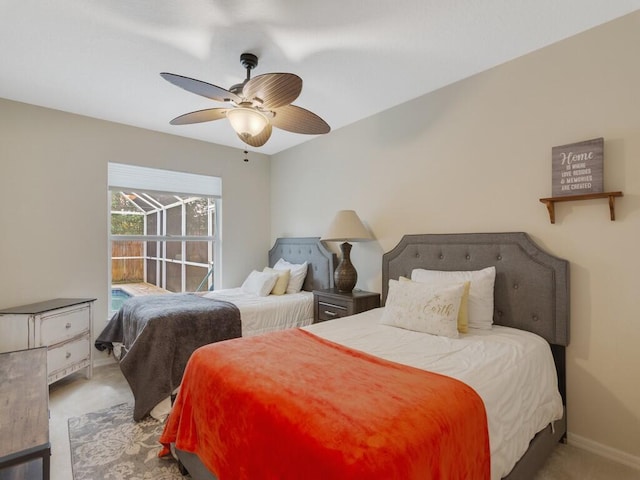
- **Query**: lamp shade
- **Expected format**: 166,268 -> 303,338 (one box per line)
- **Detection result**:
227,107 -> 269,137
321,210 -> 373,242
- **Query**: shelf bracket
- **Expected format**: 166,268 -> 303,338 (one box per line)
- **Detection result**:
608,194 -> 617,221
540,199 -> 556,224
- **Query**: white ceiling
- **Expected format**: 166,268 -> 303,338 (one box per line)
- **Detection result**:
2,1 -> 639,155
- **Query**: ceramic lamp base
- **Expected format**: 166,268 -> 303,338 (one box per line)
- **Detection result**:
334,242 -> 357,292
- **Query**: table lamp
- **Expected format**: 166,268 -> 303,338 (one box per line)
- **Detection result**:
322,210 -> 373,292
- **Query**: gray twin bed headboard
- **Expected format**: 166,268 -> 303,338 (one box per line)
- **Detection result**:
382,232 -> 569,347
268,237 -> 337,291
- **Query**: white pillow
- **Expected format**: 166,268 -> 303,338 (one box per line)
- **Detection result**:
411,266 -> 496,330
380,279 -> 464,338
241,270 -> 279,297
273,258 -> 308,294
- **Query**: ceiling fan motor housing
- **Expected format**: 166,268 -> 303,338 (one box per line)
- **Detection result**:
240,53 -> 258,71
231,53 -> 259,94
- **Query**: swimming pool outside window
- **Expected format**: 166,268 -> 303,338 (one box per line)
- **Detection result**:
111,288 -> 131,311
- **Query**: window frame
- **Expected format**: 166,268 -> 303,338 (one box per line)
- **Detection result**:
107,163 -> 222,318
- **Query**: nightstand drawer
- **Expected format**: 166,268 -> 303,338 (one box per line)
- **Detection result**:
313,289 -> 381,324
317,302 -> 348,321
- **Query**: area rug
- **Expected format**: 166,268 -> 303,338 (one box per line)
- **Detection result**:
68,403 -> 182,480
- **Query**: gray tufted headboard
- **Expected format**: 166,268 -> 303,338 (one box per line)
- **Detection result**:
268,237 -> 337,291
382,232 -> 569,347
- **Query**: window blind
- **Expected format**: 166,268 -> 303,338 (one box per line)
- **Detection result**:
108,162 -> 221,198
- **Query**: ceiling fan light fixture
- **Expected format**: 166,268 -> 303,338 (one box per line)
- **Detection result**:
226,107 -> 269,137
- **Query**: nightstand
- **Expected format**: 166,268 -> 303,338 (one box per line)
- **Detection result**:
313,288 -> 381,323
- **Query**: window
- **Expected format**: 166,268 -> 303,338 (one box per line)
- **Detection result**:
108,163 -> 221,314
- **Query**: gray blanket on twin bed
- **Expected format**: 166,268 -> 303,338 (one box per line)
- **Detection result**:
95,293 -> 241,421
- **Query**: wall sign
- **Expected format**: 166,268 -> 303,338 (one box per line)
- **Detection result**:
552,137 -> 603,197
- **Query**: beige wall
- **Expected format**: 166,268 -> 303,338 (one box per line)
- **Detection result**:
0,99 -> 271,345
271,12 -> 640,462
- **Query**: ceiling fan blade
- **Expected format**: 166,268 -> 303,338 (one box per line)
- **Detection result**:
161,72 -> 241,103
271,105 -> 330,134
242,73 -> 302,109
169,108 -> 228,125
237,123 -> 272,147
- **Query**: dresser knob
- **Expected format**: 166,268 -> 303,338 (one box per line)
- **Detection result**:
65,322 -> 72,329
66,352 -> 71,359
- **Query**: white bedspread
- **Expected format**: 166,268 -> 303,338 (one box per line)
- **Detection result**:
203,288 -> 314,336
303,308 -> 564,480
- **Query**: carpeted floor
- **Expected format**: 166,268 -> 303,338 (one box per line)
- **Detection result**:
68,403 -> 181,480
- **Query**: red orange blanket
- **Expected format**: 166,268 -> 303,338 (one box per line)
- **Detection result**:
160,328 -> 489,479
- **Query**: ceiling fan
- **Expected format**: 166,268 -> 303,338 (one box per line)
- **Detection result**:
160,53 -> 331,148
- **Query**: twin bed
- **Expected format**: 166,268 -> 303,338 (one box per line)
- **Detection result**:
95,237 -> 336,420
159,232 -> 570,480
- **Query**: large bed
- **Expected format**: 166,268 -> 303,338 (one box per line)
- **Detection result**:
161,232 -> 569,479
95,237 -> 336,421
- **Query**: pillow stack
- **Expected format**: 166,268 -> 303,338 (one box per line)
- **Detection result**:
380,266 -> 496,338
273,258 -> 308,294
240,258 -> 309,296
411,267 -> 496,330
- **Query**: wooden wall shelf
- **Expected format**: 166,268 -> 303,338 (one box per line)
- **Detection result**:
539,191 -> 623,224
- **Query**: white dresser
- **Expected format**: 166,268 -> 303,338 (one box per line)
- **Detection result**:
0,298 -> 95,384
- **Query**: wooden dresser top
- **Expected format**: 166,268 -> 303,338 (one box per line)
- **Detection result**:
0,298 -> 95,315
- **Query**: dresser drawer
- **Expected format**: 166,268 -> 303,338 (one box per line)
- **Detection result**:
47,336 -> 90,377
38,304 -> 91,346
317,302 -> 348,321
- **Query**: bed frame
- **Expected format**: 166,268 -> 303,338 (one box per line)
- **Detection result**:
269,237 -> 337,291
382,232 -> 569,479
177,232 -> 569,480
